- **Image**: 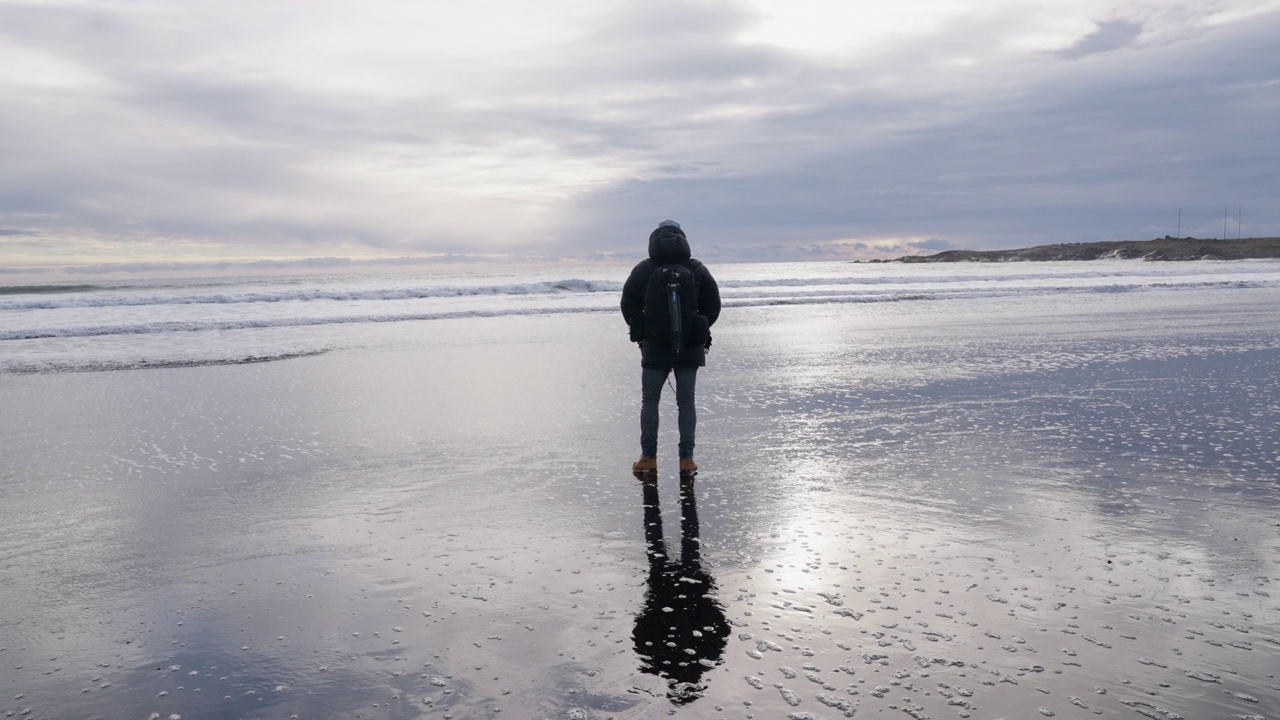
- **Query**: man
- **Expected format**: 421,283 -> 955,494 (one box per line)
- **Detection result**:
620,220 -> 721,476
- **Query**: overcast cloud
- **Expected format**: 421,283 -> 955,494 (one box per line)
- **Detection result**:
1,0 -> 1277,268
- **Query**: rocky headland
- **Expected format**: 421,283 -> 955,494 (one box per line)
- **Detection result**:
883,236 -> 1280,262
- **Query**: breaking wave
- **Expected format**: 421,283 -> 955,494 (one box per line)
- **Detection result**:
4,261 -> 1279,373
2,278 -> 1270,341
0,279 -> 623,310
1,350 -> 330,374
3,271 -> 1275,312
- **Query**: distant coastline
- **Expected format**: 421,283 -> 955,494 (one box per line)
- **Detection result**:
874,236 -> 1280,263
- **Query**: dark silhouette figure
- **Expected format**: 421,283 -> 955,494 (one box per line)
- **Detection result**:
631,478 -> 730,704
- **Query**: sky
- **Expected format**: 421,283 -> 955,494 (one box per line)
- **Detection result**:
1,0 -> 1278,272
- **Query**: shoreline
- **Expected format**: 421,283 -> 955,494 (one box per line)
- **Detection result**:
2,284 -> 1278,719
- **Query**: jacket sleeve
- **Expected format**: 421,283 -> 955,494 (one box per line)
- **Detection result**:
697,265 -> 721,327
621,261 -> 650,324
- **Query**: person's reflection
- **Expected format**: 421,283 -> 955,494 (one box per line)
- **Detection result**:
632,476 -> 730,704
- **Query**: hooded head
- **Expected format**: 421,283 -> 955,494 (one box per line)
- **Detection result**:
648,220 -> 691,262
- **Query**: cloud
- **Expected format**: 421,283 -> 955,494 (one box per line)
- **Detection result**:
910,238 -> 954,251
0,0 -> 1277,267
560,7 -> 1280,256
1055,20 -> 1143,59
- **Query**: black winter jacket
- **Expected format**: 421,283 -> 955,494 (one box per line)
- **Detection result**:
620,226 -> 721,369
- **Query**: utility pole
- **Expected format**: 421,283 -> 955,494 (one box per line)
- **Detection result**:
1238,206 -> 1242,239
1223,206 -> 1228,240
1177,207 -> 1181,239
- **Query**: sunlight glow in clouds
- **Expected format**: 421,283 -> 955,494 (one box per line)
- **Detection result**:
0,0 -> 1276,269
207,1 -> 594,95
743,0 -> 990,55
741,0 -> 1160,57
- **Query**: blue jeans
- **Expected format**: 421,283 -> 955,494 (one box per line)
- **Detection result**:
641,366 -> 697,459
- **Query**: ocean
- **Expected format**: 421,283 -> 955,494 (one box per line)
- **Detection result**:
4,259 -> 1278,372
2,259 -> 1278,719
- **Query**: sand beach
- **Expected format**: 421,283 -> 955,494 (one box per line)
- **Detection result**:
2,262 -> 1278,719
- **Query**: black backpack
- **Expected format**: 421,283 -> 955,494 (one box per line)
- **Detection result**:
642,261 -> 701,353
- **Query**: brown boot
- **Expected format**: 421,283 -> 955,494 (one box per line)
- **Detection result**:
632,456 -> 657,474
678,457 -> 698,475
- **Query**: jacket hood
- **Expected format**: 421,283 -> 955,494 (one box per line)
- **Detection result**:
648,226 -> 691,262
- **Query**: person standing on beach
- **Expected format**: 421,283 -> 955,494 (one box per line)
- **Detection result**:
621,220 -> 721,476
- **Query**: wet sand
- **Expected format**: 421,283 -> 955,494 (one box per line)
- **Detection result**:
2,290 -> 1278,719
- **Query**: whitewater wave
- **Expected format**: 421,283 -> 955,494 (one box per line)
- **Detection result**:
1,350 -> 330,374
0,305 -> 616,340
0,278 -> 624,310
3,269 -> 1274,311
2,279 -> 1268,341
0,284 -> 102,296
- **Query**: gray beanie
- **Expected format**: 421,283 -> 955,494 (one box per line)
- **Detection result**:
657,219 -> 681,230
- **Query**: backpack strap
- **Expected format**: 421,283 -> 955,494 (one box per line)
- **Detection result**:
680,259 -> 701,311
